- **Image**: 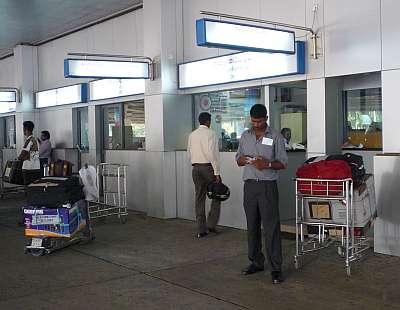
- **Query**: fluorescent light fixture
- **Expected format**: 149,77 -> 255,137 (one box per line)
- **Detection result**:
196,18 -> 295,54
36,84 -> 88,108
0,102 -> 16,114
0,89 -> 17,102
90,79 -> 145,101
179,41 -> 305,89
64,59 -> 150,79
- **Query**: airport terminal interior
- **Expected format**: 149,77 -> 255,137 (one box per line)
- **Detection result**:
1,0 -> 400,309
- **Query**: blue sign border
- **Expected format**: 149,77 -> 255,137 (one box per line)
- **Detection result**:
178,41 -> 305,90
196,18 -> 296,54
64,58 -> 150,79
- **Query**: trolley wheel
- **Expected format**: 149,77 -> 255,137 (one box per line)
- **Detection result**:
294,257 -> 302,270
120,216 -> 127,224
30,248 -> 45,257
346,266 -> 351,277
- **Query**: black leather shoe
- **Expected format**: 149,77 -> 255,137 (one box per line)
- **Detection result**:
208,228 -> 220,234
271,271 -> 283,284
196,232 -> 208,238
242,264 -> 264,275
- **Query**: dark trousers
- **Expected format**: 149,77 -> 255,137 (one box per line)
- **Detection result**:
243,180 -> 282,272
192,165 -> 221,234
22,169 -> 41,186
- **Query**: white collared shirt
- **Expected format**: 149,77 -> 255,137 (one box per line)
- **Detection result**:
22,135 -> 40,170
187,125 -> 220,175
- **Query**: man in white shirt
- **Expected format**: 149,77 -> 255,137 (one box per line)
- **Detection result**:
188,112 -> 221,238
18,121 -> 41,185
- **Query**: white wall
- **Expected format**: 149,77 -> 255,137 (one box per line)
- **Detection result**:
0,56 -> 15,87
381,0 -> 400,70
38,9 -> 144,90
324,0 -> 381,77
38,108 -> 74,148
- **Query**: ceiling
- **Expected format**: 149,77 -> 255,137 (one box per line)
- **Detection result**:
0,0 -> 142,58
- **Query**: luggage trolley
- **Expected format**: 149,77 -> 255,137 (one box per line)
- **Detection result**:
88,163 -> 128,223
294,178 -> 370,276
24,200 -> 94,256
0,153 -> 25,198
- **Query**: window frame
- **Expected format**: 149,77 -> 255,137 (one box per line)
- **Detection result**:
342,87 -> 382,151
101,100 -> 145,151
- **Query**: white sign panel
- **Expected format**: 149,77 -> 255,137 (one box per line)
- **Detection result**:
0,90 -> 17,102
179,41 -> 305,89
90,79 -> 145,101
0,102 -> 16,114
64,59 -> 150,79
36,84 -> 87,108
197,19 -> 295,54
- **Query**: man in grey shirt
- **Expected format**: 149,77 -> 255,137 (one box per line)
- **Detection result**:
236,104 -> 288,284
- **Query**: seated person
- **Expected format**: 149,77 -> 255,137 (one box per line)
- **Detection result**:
281,128 -> 292,150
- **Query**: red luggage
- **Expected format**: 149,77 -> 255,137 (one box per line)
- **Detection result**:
296,160 -> 352,196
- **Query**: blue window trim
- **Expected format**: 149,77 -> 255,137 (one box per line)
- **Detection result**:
196,18 -> 296,54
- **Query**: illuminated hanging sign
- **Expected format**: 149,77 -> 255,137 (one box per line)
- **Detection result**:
64,59 -> 150,79
0,102 -> 16,114
90,79 -> 145,101
179,41 -> 305,89
36,84 -> 88,108
196,18 -> 295,54
0,89 -> 17,102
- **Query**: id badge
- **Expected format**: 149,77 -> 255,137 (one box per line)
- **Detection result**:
262,137 -> 273,146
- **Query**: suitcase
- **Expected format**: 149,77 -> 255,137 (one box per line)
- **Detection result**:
2,160 -> 24,185
49,160 -> 73,177
26,176 -> 83,207
296,160 -> 352,196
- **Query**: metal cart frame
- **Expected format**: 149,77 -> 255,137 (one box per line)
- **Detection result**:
294,178 -> 370,276
88,163 -> 128,223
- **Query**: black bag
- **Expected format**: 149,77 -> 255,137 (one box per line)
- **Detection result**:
326,153 -> 365,186
2,160 -> 24,185
27,176 -> 83,207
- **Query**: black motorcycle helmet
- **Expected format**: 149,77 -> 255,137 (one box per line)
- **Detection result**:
207,181 -> 230,202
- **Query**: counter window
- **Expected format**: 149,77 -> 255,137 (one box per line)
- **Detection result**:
77,107 -> 89,152
343,88 -> 382,150
269,84 -> 307,151
102,100 -> 145,150
193,88 -> 263,151
4,116 -> 16,148
124,101 -> 145,150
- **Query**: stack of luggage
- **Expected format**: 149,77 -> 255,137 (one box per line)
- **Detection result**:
23,160 -> 88,238
296,153 -> 376,229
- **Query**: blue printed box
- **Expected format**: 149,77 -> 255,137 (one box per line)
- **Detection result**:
23,200 -> 87,238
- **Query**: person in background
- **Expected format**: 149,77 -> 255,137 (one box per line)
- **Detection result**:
236,104 -> 288,285
281,128 -> 292,150
188,112 -> 222,238
39,130 -> 52,168
18,121 -> 41,186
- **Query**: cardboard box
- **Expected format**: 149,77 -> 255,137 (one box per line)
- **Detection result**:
304,175 -> 376,227
23,200 -> 87,238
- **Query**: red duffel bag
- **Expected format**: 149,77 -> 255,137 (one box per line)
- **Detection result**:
296,160 -> 352,196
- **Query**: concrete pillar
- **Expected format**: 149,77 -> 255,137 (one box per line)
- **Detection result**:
87,105 -> 102,166
307,77 -> 342,158
13,45 -> 38,152
143,0 -> 192,218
